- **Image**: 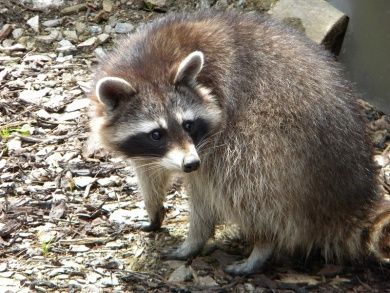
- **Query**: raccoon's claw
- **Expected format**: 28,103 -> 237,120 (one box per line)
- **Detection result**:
161,245 -> 202,261
136,207 -> 165,232
136,221 -> 161,232
223,260 -> 263,276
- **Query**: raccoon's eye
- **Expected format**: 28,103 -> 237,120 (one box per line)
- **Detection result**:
149,130 -> 162,141
183,121 -> 194,132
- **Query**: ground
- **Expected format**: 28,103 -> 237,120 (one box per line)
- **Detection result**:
0,0 -> 389,292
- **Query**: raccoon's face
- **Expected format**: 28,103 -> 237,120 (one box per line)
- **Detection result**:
94,51 -> 222,173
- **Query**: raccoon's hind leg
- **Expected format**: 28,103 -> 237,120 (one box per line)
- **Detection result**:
224,242 -> 273,276
134,162 -> 171,232
164,181 -> 217,260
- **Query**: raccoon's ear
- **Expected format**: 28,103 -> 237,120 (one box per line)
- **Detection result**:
95,77 -> 136,110
173,51 -> 204,85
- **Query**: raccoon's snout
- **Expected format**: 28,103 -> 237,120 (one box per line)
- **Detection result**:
183,155 -> 200,173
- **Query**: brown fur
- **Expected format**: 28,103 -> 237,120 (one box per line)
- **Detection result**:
89,11 -> 390,273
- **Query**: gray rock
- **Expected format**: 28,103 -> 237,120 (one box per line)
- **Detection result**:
42,18 -> 62,27
36,30 -> 60,44
62,30 -> 78,42
58,111 -> 81,121
56,55 -> 73,63
197,276 -> 218,287
6,137 -> 22,153
146,0 -> 167,9
65,98 -> 90,112
12,28 -> 24,39
19,88 -> 50,104
104,24 -> 112,34
269,0 -> 348,52
0,263 -> 7,272
168,265 -> 193,282
23,54 -> 52,62
44,94 -> 65,112
97,175 -> 121,187
2,43 -> 26,52
114,22 -> 134,34
89,25 -> 102,35
36,109 -> 52,120
57,39 -> 76,53
74,176 -> 95,188
2,39 -> 13,47
70,244 -> 90,252
77,37 -> 97,48
75,21 -> 87,34
27,15 -> 40,32
97,33 -> 110,45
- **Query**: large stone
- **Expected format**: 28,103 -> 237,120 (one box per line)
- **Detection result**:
269,0 -> 348,54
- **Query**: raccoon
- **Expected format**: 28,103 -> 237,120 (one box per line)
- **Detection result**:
89,11 -> 390,275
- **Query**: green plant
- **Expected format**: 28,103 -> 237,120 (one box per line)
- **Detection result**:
143,1 -> 156,11
0,126 -> 30,140
41,240 -> 52,256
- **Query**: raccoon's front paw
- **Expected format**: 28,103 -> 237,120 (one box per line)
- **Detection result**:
136,207 -> 165,232
136,221 -> 162,232
162,244 -> 202,261
223,260 -> 264,276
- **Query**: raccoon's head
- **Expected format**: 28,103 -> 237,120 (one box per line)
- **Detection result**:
94,51 -> 222,173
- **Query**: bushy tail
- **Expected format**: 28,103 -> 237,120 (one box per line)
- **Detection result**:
367,200 -> 390,261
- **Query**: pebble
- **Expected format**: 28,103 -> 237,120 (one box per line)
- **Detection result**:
65,98 -> 90,112
89,25 -> 102,35
0,24 -> 13,40
12,28 -> 24,39
74,176 -> 96,188
70,245 -> 90,252
57,39 -> 76,53
7,137 -> 22,153
36,33 -> 57,44
114,22 -> 134,34
62,30 -> 78,42
0,263 -> 7,272
97,176 -> 120,187
100,276 -> 119,287
168,265 -> 193,282
104,24 -> 112,34
2,44 -> 26,52
97,33 -> 110,45
78,37 -> 97,48
44,94 -> 65,112
147,0 -> 168,8
27,15 -> 40,32
42,18 -> 63,27
56,55 -> 73,63
0,159 -> 6,170
86,272 -> 101,284
197,276 -> 218,287
36,109 -> 52,120
75,21 -> 87,34
0,277 -> 19,288
58,111 -> 81,121
23,54 -> 52,62
19,88 -> 49,104
109,208 -> 147,224
103,0 -> 113,12
2,39 -> 13,47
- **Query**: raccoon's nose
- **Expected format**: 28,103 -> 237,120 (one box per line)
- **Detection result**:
183,156 -> 200,173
